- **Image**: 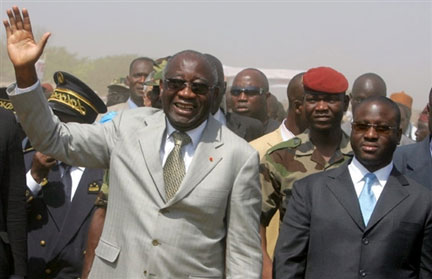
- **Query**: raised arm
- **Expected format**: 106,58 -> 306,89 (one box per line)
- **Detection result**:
3,6 -> 50,87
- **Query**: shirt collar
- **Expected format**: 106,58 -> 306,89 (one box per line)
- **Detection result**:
212,108 -> 227,125
165,119 -> 208,149
348,157 -> 393,187
127,98 -> 138,109
279,119 -> 295,141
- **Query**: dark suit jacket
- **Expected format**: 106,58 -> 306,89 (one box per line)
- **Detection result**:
274,163 -> 432,279
0,108 -> 27,278
226,112 -> 264,142
393,136 -> 432,190
24,151 -> 103,279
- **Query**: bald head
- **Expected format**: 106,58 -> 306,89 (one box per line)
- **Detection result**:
230,68 -> 270,122
351,73 -> 387,113
287,72 -> 304,108
233,68 -> 269,92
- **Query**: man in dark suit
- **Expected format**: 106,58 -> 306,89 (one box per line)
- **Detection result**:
0,107 -> 27,279
24,71 -> 106,279
230,68 -> 280,134
393,88 -> 432,190
275,96 -> 432,279
205,53 -> 264,141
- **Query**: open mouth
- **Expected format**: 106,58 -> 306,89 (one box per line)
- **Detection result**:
174,102 -> 195,114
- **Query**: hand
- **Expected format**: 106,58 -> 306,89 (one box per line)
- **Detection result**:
30,151 -> 56,183
3,6 -> 50,69
3,6 -> 50,87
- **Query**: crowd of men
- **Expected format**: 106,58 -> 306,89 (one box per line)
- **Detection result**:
0,6 -> 431,279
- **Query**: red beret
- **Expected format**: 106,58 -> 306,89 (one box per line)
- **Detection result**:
303,66 -> 348,94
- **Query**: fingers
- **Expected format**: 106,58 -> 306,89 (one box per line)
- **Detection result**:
3,20 -> 11,38
38,32 -> 51,54
6,9 -> 16,33
22,8 -> 32,33
12,6 -> 24,30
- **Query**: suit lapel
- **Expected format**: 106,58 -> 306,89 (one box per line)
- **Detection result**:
138,112 -> 167,204
165,117 -> 223,207
50,168 -> 102,258
326,166 -> 365,230
365,168 -> 410,232
406,138 -> 432,182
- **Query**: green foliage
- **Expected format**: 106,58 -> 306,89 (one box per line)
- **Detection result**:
0,42 -> 140,97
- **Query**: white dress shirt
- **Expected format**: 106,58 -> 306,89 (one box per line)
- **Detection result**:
127,97 -> 138,109
279,119 -> 295,142
160,119 -> 207,172
348,157 -> 393,200
26,163 -> 85,201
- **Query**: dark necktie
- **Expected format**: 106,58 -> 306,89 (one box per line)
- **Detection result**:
163,131 -> 191,200
60,162 -> 72,204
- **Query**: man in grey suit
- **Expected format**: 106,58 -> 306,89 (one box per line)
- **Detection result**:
4,7 -> 262,278
393,88 -> 432,190
274,96 -> 432,279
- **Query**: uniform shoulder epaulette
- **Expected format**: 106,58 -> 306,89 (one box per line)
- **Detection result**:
266,137 -> 302,155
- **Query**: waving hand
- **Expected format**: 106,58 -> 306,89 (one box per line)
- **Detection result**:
3,6 -> 50,87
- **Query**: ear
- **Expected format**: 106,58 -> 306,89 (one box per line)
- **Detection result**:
396,127 -> 403,145
343,95 -> 350,112
294,99 -> 303,115
126,75 -> 131,87
265,91 -> 271,100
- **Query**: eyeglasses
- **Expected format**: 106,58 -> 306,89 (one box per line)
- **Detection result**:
352,122 -> 398,134
163,78 -> 213,95
230,86 -> 265,97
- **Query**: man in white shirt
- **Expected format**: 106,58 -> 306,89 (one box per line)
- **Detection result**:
274,96 -> 432,279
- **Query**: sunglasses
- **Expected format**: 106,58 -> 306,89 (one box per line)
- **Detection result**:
164,78 -> 213,95
352,122 -> 398,134
230,86 -> 265,97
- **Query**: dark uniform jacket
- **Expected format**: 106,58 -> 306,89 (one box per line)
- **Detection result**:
24,151 -> 103,279
226,112 -> 264,142
393,136 -> 432,190
0,108 -> 27,278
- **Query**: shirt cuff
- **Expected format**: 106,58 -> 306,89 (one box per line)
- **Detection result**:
26,170 -> 42,195
15,80 -> 40,95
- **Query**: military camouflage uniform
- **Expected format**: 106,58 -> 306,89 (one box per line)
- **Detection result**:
260,130 -> 353,226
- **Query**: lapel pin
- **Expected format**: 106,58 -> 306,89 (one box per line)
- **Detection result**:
209,157 -> 213,162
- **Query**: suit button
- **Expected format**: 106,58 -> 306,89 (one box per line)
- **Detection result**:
83,250 -> 86,255
36,214 -> 42,220
45,268 -> 52,274
359,269 -> 366,277
362,238 -> 369,245
144,270 -> 147,275
152,239 -> 160,246
40,240 -> 46,246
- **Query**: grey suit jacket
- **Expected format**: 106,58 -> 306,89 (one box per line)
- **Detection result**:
274,163 -> 432,279
393,136 -> 432,190
8,84 -> 262,279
